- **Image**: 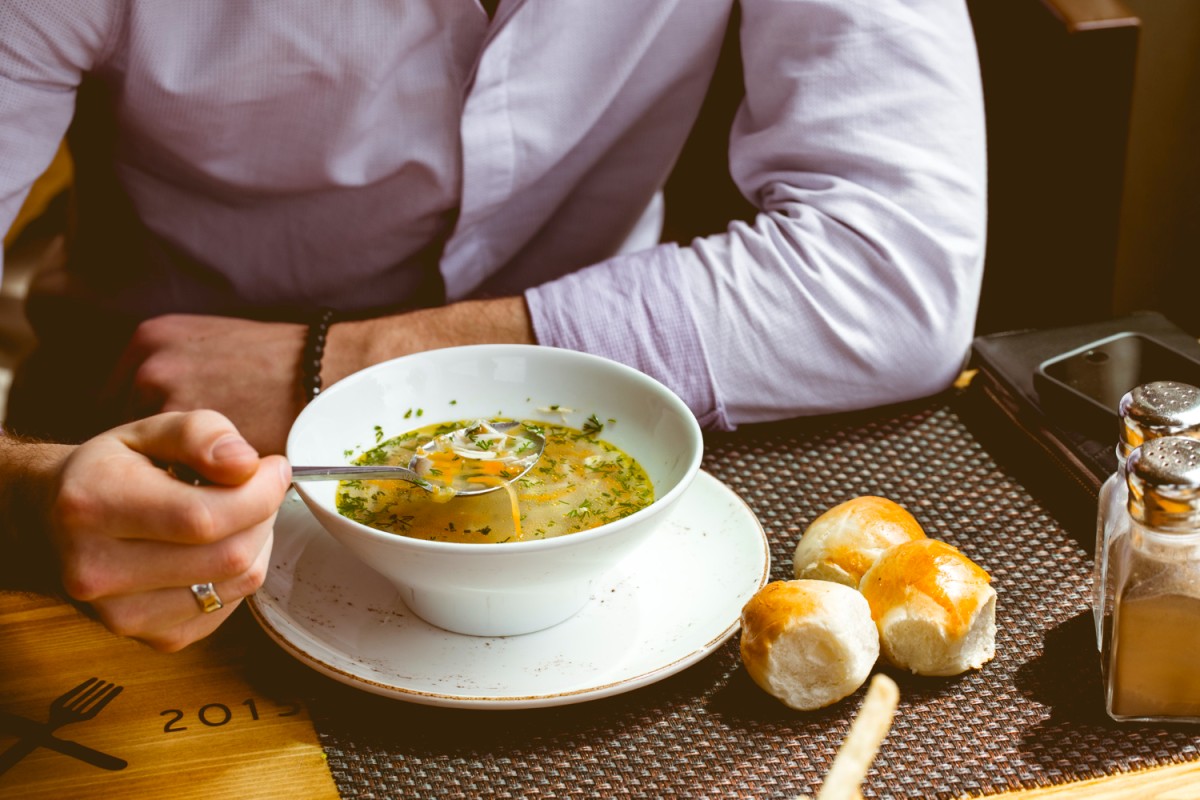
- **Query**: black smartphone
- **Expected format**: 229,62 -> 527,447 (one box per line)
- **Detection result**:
1034,332 -> 1200,442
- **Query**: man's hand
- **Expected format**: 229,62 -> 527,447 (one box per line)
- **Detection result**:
30,411 -> 291,652
105,314 -> 308,455
106,299 -> 535,454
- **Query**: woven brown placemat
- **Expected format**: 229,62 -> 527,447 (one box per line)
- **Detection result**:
264,392 -> 1200,798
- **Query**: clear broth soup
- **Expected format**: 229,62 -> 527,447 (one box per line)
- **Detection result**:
336,419 -> 654,544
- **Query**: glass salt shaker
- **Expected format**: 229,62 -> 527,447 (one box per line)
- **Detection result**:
1104,435 -> 1200,722
1093,381 -> 1200,650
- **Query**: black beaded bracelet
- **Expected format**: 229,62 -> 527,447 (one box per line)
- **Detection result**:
301,308 -> 336,404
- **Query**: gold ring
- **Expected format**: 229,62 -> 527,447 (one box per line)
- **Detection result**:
189,582 -> 224,613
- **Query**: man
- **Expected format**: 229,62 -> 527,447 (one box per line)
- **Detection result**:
0,411 -> 290,651
1,0 -> 986,455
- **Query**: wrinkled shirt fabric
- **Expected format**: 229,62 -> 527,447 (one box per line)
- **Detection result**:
0,0 -> 986,432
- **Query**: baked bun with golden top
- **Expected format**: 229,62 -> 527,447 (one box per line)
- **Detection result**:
859,539 -> 996,676
793,496 -> 927,588
740,580 -> 880,711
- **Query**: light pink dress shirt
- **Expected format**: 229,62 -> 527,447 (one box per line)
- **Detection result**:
0,0 -> 986,431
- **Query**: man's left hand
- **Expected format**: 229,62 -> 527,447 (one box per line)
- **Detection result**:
105,314 -> 307,454
105,298 -> 537,454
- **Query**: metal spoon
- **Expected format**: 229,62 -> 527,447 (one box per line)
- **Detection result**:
291,420 -> 545,497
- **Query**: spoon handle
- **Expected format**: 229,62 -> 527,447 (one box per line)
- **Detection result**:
290,465 -> 424,483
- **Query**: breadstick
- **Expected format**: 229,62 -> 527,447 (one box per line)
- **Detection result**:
813,674 -> 899,800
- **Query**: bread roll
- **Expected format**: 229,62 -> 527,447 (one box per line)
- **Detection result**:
740,580 -> 880,711
859,539 -> 996,676
793,496 -> 927,587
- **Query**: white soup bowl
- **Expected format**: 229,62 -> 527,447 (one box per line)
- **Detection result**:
286,344 -> 703,636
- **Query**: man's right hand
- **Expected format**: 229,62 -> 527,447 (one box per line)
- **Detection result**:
43,410 -> 291,651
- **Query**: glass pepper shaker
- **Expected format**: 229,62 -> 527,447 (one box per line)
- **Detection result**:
1093,381 -> 1200,649
1104,435 -> 1200,722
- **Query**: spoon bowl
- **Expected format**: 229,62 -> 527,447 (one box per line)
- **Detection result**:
292,420 -> 544,497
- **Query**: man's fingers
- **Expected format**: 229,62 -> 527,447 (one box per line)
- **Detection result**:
135,599 -> 241,653
116,410 -> 263,486
57,444 -> 289,548
150,455 -> 290,544
88,534 -> 273,650
61,519 -> 276,601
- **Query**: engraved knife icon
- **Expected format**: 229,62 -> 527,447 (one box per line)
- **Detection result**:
0,678 -> 128,774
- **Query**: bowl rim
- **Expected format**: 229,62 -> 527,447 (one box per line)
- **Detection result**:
288,344 -> 704,554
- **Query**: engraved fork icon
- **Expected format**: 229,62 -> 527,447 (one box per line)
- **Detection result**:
0,678 -> 126,774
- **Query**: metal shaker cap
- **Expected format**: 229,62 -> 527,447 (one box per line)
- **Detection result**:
1126,436 -> 1200,531
1118,381 -> 1200,455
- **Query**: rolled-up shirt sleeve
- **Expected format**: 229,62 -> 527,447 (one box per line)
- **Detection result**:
527,0 -> 986,431
0,1 -> 113,276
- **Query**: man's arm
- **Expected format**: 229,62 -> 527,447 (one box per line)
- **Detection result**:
107,297 -> 534,455
0,413 -> 290,652
527,0 -> 987,430
0,435 -> 72,587
0,2 -> 113,268
323,296 -> 536,386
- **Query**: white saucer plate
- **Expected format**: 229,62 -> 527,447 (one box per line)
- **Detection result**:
248,470 -> 770,710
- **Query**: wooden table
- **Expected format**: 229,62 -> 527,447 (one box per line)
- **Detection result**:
0,591 -> 337,800
4,394 -> 1200,799
3,590 -> 1199,800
